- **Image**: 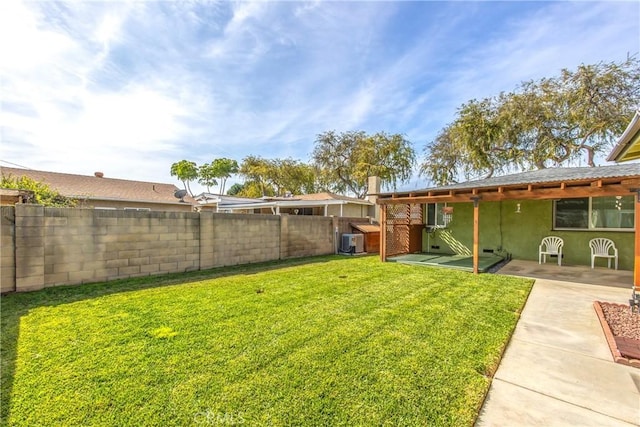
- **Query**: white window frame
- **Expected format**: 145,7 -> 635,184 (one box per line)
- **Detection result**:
553,196 -> 634,232
425,202 -> 450,228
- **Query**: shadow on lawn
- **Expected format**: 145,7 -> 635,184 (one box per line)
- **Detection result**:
0,253 -> 363,423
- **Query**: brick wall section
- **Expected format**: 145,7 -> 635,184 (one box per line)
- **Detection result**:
210,213 -> 281,267
281,215 -> 335,259
15,205 -> 45,291
1,206 -> 16,293
199,211 -> 215,269
6,206 -> 340,292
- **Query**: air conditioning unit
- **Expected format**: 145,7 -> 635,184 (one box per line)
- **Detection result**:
341,233 -> 365,253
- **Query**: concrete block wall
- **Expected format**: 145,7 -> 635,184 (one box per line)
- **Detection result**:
209,213 -> 281,267
5,206 -> 339,292
1,206 -> 16,292
14,207 -> 200,291
15,205 -> 45,292
281,215 -> 334,259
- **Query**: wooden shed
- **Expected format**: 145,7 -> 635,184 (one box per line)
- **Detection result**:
350,223 -> 380,253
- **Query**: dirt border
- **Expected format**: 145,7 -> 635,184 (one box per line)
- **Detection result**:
593,301 -> 640,368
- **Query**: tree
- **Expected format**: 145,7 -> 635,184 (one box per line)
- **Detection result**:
421,57 -> 640,185
312,130 -> 416,198
233,181 -> 270,198
226,183 -> 244,196
170,160 -> 198,196
237,156 -> 317,197
0,174 -> 76,207
238,155 -> 274,197
209,158 -> 239,195
197,163 -> 218,193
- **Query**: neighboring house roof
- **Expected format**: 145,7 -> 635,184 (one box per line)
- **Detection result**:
218,192 -> 372,212
194,193 -> 263,205
0,167 -> 195,206
293,192 -> 368,203
607,110 -> 640,162
381,164 -> 640,196
196,192 -> 368,205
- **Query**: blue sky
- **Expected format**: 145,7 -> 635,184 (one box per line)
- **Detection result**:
1,1 -> 639,194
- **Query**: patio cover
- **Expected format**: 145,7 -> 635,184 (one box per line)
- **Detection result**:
376,164 -> 640,277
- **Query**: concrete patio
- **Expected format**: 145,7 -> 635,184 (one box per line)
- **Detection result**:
476,261 -> 640,426
497,259 -> 633,288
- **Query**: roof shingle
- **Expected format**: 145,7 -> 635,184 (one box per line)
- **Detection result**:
0,167 -> 194,205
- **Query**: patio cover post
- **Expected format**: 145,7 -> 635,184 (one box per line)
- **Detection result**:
471,196 -> 481,274
380,204 -> 387,261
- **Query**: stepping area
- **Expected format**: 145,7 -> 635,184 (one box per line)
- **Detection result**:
387,253 -> 504,272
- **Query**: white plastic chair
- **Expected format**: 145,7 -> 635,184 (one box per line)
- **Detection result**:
539,236 -> 564,266
589,238 -> 618,270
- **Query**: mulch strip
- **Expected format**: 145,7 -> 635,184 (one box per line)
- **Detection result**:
593,301 -> 640,368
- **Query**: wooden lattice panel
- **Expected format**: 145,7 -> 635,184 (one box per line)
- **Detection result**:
383,204 -> 424,257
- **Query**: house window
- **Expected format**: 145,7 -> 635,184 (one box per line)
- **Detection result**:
553,196 -> 634,230
124,207 -> 151,211
426,203 -> 449,227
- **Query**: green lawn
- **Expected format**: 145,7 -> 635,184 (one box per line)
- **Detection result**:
1,255 -> 532,426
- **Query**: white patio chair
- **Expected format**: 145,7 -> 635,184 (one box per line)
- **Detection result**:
589,238 -> 618,270
539,236 -> 564,266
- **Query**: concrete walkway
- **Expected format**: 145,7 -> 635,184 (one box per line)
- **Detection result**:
476,270 -> 640,426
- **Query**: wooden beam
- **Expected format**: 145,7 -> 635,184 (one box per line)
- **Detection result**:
527,184 -> 533,191
471,197 -> 481,274
377,184 -> 636,205
498,187 -> 504,193
560,182 -> 566,190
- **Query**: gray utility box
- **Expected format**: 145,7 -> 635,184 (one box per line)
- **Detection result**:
341,233 -> 365,253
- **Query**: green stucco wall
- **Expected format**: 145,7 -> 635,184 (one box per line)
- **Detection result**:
421,200 -> 635,270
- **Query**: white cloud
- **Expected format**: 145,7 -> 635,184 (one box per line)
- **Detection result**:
0,1 -> 74,72
1,1 -> 200,182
